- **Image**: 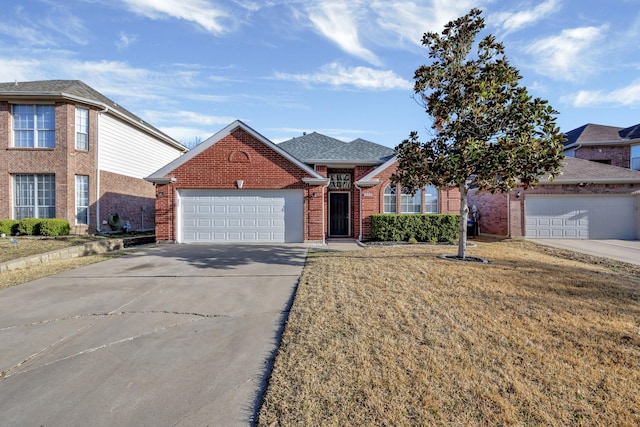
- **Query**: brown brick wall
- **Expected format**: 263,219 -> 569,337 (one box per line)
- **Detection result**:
575,146 -> 630,168
154,127 -> 321,241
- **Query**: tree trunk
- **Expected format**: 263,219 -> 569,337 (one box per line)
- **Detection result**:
458,183 -> 469,258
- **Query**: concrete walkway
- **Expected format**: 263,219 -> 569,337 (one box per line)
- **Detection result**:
0,244 -> 307,426
529,239 -> 640,266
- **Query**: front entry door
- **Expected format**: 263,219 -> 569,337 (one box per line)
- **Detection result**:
329,192 -> 350,236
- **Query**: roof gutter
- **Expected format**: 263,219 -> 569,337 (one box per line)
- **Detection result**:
144,177 -> 176,185
541,178 -> 640,185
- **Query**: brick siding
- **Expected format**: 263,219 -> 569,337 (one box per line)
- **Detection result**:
0,100 -> 158,234
575,146 -> 630,169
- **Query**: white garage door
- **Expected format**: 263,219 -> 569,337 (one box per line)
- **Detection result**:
525,195 -> 636,239
179,189 -> 304,243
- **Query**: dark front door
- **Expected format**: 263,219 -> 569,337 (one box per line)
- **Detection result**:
329,192 -> 349,236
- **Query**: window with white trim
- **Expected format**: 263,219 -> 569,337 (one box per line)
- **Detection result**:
13,174 -> 56,219
401,187 -> 422,214
424,185 -> 438,213
12,104 -> 55,148
75,175 -> 89,225
632,145 -> 640,171
75,107 -> 89,150
383,184 -> 397,213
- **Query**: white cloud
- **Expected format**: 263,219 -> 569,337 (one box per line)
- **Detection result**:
116,32 -> 138,50
490,0 -> 560,35
307,1 -> 380,65
273,62 -> 412,91
525,24 -> 609,81
143,110 -> 237,126
562,80 -> 640,107
120,0 -> 233,35
371,0 -> 480,47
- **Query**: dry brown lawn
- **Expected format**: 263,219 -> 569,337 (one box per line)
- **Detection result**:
258,240 -> 640,426
0,236 -> 137,290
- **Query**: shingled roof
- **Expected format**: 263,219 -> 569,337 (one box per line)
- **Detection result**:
539,157 -> 640,184
619,123 -> 640,139
563,123 -> 625,146
0,80 -> 184,150
278,132 -> 394,164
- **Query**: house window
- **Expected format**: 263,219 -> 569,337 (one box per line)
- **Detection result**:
401,187 -> 421,214
13,174 -> 56,219
383,184 -> 397,213
12,104 -> 55,148
75,175 -> 89,225
75,107 -> 89,150
632,145 -> 640,171
424,185 -> 439,213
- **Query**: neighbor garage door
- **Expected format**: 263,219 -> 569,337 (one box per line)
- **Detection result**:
179,189 -> 303,243
525,195 -> 636,239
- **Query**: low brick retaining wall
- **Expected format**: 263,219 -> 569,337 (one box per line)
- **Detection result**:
0,236 -> 154,273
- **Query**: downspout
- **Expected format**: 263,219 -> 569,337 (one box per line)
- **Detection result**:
354,183 -> 363,242
95,105 -> 109,233
506,193 -> 511,238
321,182 -> 329,245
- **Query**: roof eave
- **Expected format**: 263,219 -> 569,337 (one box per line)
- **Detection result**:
305,159 -> 387,166
144,177 -> 176,184
0,91 -> 187,153
541,178 -> 640,185
354,180 -> 381,187
302,178 -> 331,186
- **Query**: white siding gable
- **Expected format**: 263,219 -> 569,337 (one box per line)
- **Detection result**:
98,114 -> 183,178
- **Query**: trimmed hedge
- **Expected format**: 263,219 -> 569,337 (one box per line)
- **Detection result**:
39,219 -> 71,236
0,219 -> 19,236
0,218 -> 72,236
17,218 -> 41,236
371,214 -> 459,243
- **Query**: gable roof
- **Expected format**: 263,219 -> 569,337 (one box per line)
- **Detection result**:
278,132 -> 394,165
540,157 -> 640,184
146,120 -> 326,183
0,80 -> 186,152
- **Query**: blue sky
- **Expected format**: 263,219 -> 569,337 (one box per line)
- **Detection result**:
1,0 -> 639,148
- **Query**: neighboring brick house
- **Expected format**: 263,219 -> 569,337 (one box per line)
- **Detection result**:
145,120 -> 460,243
468,157 -> 640,239
0,80 -> 187,234
563,123 -> 640,170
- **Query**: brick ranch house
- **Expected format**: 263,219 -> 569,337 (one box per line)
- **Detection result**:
0,80 -> 187,234
468,157 -> 640,239
146,120 -> 461,243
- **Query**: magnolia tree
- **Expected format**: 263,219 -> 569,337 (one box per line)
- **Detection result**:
392,8 -> 565,259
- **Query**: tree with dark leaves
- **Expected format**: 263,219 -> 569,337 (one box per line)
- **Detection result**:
392,8 -> 564,259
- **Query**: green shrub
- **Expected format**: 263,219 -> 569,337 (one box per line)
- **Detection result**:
371,214 -> 459,243
0,219 -> 19,236
39,219 -> 71,236
17,218 -> 41,235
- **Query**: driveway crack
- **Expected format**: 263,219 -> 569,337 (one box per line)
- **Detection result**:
0,311 -> 229,380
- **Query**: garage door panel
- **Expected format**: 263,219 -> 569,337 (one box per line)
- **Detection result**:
526,196 -> 634,239
179,189 -> 303,243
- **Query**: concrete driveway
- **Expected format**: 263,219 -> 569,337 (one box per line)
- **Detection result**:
0,244 -> 307,426
529,239 -> 640,266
